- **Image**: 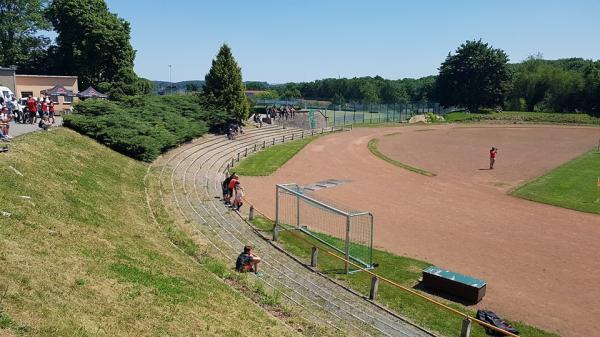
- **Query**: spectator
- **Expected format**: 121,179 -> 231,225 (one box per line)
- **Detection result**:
26,96 -> 37,124
222,173 -> 236,205
39,116 -> 53,131
0,107 -> 13,139
233,181 -> 244,212
48,98 -> 55,123
228,174 -> 239,206
7,97 -> 20,123
235,245 -> 261,273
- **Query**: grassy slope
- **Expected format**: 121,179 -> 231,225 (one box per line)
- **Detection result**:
445,111 -> 600,124
512,150 -> 600,214
251,216 -> 559,337
0,129 -> 299,337
234,136 -> 317,176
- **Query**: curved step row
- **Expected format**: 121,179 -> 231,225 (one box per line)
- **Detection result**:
152,126 -> 435,337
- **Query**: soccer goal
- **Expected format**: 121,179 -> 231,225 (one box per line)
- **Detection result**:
275,183 -> 374,273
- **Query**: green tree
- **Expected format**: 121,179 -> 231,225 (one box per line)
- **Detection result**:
255,90 -> 279,100
380,81 -> 408,104
186,83 -> 200,92
47,0 -> 138,90
0,0 -> 50,68
332,92 -> 345,105
359,82 -> 379,104
280,84 -> 301,100
203,44 -> 249,121
434,39 -> 511,112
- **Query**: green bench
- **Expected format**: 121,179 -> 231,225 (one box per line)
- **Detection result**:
422,266 -> 486,303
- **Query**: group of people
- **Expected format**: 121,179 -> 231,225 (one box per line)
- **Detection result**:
221,173 -> 262,274
266,105 -> 297,120
226,123 -> 244,140
0,95 -> 55,141
222,173 -> 245,212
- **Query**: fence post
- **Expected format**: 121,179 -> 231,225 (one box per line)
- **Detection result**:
248,205 -> 255,221
302,132 -> 304,139
310,247 -> 318,268
344,215 -> 351,274
263,140 -> 266,148
292,133 -> 294,140
274,187 -> 279,242
254,143 -> 257,152
231,158 -> 234,167
282,135 -> 285,143
311,129 -> 314,137
460,318 -> 472,337
244,147 -> 248,157
237,152 -> 240,162
369,276 -> 379,301
273,138 -> 275,145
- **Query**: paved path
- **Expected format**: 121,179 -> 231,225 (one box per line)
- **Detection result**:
150,124 -> 435,337
7,117 -> 63,139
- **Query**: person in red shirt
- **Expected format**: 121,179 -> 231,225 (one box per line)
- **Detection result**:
489,147 -> 498,169
41,96 -> 48,116
26,96 -> 37,124
48,98 -> 55,123
227,174 -> 239,206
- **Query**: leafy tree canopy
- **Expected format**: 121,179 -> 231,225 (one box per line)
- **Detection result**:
433,39 -> 512,112
0,0 -> 50,68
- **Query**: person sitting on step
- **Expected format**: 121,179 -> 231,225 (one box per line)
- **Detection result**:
235,245 -> 261,273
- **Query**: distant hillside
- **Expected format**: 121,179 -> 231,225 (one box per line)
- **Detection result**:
153,80 -> 270,93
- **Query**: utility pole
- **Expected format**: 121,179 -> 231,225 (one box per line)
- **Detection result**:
168,64 -> 172,95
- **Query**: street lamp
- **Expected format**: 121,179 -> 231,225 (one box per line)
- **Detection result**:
168,64 -> 172,95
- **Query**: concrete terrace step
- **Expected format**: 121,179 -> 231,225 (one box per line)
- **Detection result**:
153,127 -> 435,337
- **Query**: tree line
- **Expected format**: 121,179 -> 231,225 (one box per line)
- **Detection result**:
259,41 -> 599,116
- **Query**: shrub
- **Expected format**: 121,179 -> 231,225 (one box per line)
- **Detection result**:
64,95 -> 229,162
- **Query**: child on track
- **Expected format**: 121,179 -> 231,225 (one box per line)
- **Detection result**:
489,147 -> 498,169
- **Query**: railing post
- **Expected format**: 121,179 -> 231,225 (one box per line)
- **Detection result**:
344,215 -> 351,274
301,132 -> 304,139
245,147 -> 248,157
369,276 -> 379,301
237,152 -> 240,162
274,187 -> 279,242
282,135 -> 285,143
273,138 -> 275,145
263,140 -> 266,148
460,318 -> 472,337
231,158 -> 234,167
248,205 -> 254,221
310,247 -> 318,268
292,133 -> 294,140
254,143 -> 257,152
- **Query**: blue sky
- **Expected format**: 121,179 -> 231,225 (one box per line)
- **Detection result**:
104,0 -> 600,83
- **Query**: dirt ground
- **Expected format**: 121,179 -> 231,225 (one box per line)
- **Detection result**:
241,124 -> 600,337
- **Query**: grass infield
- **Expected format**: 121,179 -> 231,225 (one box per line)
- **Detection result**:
367,138 -> 437,177
250,216 -> 559,337
512,149 -> 600,214
235,135 -> 318,176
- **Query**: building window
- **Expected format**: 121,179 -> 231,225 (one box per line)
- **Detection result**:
63,95 -> 73,104
21,91 -> 33,98
51,95 -> 59,102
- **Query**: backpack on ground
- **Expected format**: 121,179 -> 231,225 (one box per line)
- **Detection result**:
476,310 -> 519,336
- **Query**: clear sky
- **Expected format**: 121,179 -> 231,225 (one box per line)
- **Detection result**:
104,0 -> 600,83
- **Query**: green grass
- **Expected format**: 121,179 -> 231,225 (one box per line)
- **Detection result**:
512,150 -> 600,213
445,111 -> 600,125
0,129 -> 300,337
367,138 -> 437,177
235,136 -> 318,176
251,216 -> 560,337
